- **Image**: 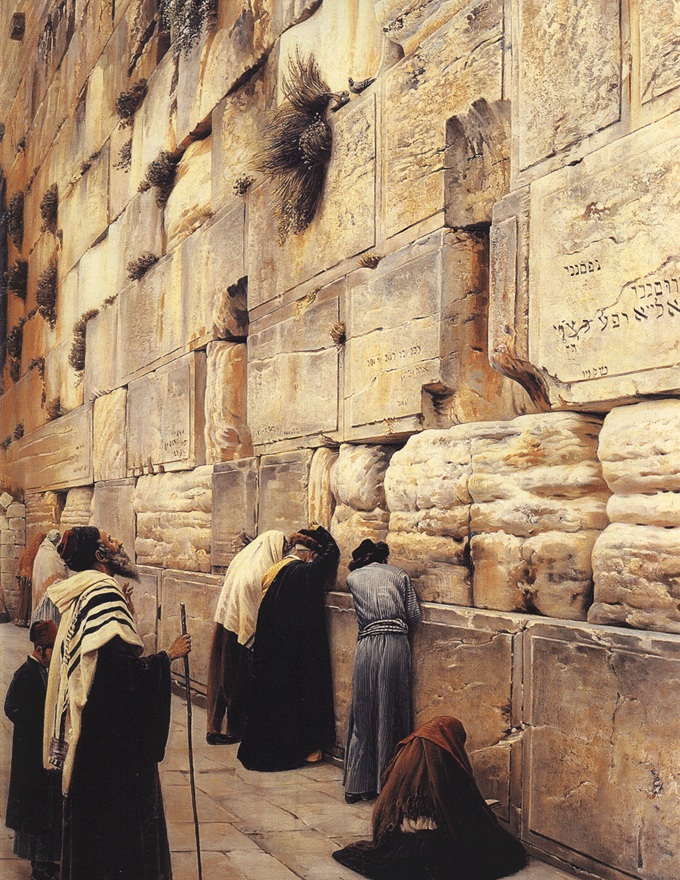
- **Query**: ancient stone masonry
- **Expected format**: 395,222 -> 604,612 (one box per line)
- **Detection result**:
3,1 -> 680,877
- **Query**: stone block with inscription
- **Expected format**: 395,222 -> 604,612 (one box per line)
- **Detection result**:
134,467 -> 213,573
258,450 -> 313,536
60,487 -> 94,531
382,0 -> 503,239
211,459 -> 259,569
127,351 -> 206,475
204,342 -> 252,464
93,388 -> 127,483
248,284 -> 340,447
92,479 -> 135,558
516,0 -> 621,171
14,404 -> 93,492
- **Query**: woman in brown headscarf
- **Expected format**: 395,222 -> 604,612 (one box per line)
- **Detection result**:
333,716 -> 526,880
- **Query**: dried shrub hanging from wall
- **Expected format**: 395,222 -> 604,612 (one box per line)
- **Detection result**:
6,323 -> 23,382
127,252 -> 159,281
162,0 -> 218,56
7,191 -> 24,249
40,183 -> 58,234
13,423 -> 24,440
139,149 -> 180,207
115,140 -> 132,172
256,51 -> 338,244
68,309 -> 99,375
6,258 -> 28,300
46,396 -> 68,420
115,79 -> 147,122
37,261 -> 58,329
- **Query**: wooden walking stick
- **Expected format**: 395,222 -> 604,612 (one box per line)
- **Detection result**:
180,603 -> 203,880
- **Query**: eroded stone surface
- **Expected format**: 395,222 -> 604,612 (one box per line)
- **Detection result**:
517,0 -> 621,170
60,486 -> 94,530
93,388 -> 127,483
308,447 -> 338,531
92,479 -> 135,558
374,0 -> 471,53
205,342 -> 252,464
639,0 -> 680,104
134,466 -> 213,572
165,137 -> 212,251
25,492 -> 65,546
135,565 -> 160,655
59,146 -> 111,275
16,404 -> 93,492
259,450 -> 313,536
211,459 -> 259,568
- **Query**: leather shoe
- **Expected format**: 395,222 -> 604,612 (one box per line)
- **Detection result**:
206,732 -> 241,745
345,792 -> 362,804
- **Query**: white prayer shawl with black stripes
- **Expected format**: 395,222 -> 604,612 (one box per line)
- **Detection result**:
43,570 -> 144,793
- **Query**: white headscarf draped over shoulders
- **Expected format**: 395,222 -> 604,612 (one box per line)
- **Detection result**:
214,530 -> 286,646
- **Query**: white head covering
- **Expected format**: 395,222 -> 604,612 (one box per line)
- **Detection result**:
214,530 -> 286,646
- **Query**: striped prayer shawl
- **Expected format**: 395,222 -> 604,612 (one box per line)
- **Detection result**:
43,571 -> 144,793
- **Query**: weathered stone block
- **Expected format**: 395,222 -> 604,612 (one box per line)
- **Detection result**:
44,340 -> 85,415
258,450 -> 313,536
135,565 -> 161,655
130,50 -> 177,194
159,569 -> 224,690
92,479 -> 135,559
248,285 -> 340,445
93,388 -> 127,483
59,145 -> 111,275
108,188 -> 165,299
211,459 -> 259,568
165,137 -> 212,251
134,467 -> 213,572
83,300 -> 119,399
247,95 -> 376,309
523,621 -> 680,879
383,0 -> 503,238
60,486 -> 94,530
640,0 -> 680,104
25,492 -> 65,545
332,504 -> 391,588
517,0 -> 621,170
308,447 -> 338,531
127,351 -> 206,475
526,114 -> 680,408
471,533 -> 526,613
332,444 -> 396,511
15,404 -> 93,492
374,0 -> 470,53
204,342 -> 251,465
326,593 -> 360,748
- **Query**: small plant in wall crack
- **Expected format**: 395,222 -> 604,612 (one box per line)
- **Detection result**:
36,261 -> 58,329
7,191 -> 24,250
114,139 -> 132,172
46,396 -> 68,421
115,80 -> 147,123
68,309 -> 99,375
127,252 -> 158,281
40,183 -> 58,234
139,149 -> 180,207
162,0 -> 218,56
6,323 -> 23,382
6,258 -> 28,300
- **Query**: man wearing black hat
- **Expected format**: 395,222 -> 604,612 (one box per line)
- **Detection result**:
43,526 -> 191,880
5,619 -> 62,880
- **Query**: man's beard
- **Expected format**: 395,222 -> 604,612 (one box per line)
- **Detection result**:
98,543 -> 139,580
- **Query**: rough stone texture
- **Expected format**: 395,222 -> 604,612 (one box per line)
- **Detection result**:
93,388 -> 128,483
127,352 -> 206,475
527,115 -> 680,408
60,486 -> 94,530
107,189 -> 165,300
258,450 -> 314,536
516,0 -> 621,170
325,594 -> 359,748
60,146 -> 111,275
640,0 -> 680,104
130,50 -> 177,195
523,621 -> 680,880
249,285 -> 340,446
135,565 -> 160,655
308,448 -> 338,531
159,569 -> 224,691
383,0 -> 503,238
83,300 -> 119,399
134,467 -> 213,572
247,94 -> 376,309
211,459 -> 259,568
44,340 -> 85,416
25,491 -> 65,546
14,404 -> 94,492
92,479 -> 136,560
374,0 -> 471,53
204,342 -> 252,464
165,137 -> 213,252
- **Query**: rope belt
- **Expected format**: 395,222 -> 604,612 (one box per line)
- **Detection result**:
357,618 -> 408,640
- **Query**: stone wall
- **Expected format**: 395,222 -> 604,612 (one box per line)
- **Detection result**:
2,2 -> 680,878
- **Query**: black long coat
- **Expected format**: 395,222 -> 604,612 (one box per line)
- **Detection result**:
238,527 -> 339,771
5,655 -> 62,835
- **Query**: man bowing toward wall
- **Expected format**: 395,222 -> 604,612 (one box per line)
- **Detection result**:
44,526 -> 191,880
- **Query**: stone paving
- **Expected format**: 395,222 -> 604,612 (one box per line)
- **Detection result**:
0,622 -> 579,880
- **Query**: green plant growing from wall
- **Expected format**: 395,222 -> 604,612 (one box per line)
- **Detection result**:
36,261 -> 58,329
139,149 -> 180,207
127,252 -> 159,281
7,191 -> 24,249
40,183 -> 58,234
115,79 -> 147,122
68,309 -> 99,375
256,51 -> 342,244
6,258 -> 28,300
162,0 -> 217,56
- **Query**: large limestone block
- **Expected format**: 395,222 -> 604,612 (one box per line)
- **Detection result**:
135,565 -> 160,655
471,533 -> 526,613
211,459 -> 259,568
59,145 -> 110,275
25,492 -> 65,546
204,342 -> 252,464
332,504 -> 391,587
374,0 -> 470,53
247,95 -> 376,309
16,404 -> 93,492
258,450 -> 313,536
523,621 -> 680,880
389,532 -> 471,605
93,388 -> 127,483
53,267 -> 81,351
165,137 -> 212,251
127,351 -> 206,475
516,0 -> 621,170
60,486 -> 94,530
5,368 -> 47,438
159,570 -> 224,691
526,114 -> 680,408
331,444 -> 396,511
134,466 -> 213,572
83,300 -> 119,399
640,0 -> 680,104
130,51 -> 177,194
248,284 -> 340,445
325,596 -> 359,749
590,523 -> 680,633
308,447 -> 338,531
92,479 -> 136,559
383,0 -> 503,238
179,201 -> 248,349
598,399 -> 680,496
107,189 -> 165,300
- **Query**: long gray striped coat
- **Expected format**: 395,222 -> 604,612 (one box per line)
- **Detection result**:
344,562 -> 421,796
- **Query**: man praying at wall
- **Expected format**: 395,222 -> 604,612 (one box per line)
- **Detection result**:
44,526 -> 191,880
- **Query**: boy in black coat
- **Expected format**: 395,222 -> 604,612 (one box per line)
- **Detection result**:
5,620 -> 62,880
